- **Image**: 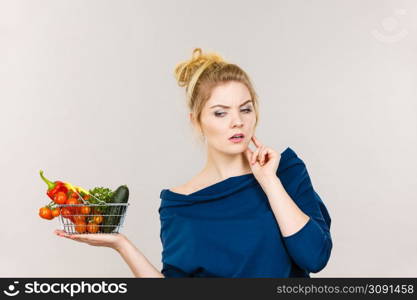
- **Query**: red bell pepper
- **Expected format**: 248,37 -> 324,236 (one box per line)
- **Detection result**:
39,170 -> 68,201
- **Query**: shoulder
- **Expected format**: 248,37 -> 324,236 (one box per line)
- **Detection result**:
279,146 -> 305,169
168,174 -> 203,195
278,146 -> 308,181
169,183 -> 190,194
278,146 -> 313,196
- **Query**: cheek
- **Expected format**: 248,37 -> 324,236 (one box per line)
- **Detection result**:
247,111 -> 256,121
206,124 -> 227,140
202,118 -> 226,137
247,114 -> 257,128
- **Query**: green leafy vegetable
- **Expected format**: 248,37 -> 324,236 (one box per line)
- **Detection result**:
88,187 -> 114,214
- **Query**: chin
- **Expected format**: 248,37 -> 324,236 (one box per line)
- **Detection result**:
225,145 -> 246,154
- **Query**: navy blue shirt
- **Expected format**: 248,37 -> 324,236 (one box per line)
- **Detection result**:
159,147 -> 332,277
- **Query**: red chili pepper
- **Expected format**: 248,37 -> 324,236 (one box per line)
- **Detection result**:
39,170 -> 68,201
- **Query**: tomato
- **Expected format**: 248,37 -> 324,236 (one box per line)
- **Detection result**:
51,207 -> 60,218
75,221 -> 87,233
66,197 -> 80,214
93,215 -> 103,224
39,207 -> 53,220
60,207 -> 73,219
83,194 -> 91,201
87,221 -> 99,233
73,215 -> 86,223
53,191 -> 67,205
80,206 -> 91,215
69,191 -> 81,200
66,198 -> 79,206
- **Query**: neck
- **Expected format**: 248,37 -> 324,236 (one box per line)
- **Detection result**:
201,147 -> 252,180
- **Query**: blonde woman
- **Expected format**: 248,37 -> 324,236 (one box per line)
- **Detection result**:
55,48 -> 332,278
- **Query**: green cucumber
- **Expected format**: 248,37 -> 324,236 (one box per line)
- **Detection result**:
101,185 -> 129,233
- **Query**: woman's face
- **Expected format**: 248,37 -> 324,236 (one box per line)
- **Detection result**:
196,81 -> 256,154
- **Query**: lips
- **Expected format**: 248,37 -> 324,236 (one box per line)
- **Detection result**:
229,133 -> 245,139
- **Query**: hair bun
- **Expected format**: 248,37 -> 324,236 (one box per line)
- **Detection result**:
174,48 -> 226,88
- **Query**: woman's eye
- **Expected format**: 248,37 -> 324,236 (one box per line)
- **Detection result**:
214,108 -> 252,117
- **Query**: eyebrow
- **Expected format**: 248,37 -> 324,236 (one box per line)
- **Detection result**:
209,100 -> 253,109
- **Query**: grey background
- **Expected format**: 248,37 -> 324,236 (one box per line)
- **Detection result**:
0,0 -> 416,277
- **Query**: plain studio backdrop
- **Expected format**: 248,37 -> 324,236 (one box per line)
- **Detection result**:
0,0 -> 416,277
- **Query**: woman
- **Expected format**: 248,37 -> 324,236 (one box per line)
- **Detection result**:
55,48 -> 332,278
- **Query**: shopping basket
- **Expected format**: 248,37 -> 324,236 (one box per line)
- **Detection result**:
57,189 -> 129,234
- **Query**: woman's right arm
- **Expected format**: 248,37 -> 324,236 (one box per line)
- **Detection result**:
54,230 -> 164,278
114,235 -> 165,278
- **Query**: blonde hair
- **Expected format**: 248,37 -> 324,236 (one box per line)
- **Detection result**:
174,48 -> 259,140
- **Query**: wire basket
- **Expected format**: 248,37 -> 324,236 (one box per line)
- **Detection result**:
57,203 -> 129,235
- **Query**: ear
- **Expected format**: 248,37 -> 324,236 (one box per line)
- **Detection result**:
189,112 -> 197,126
190,112 -> 203,135
189,112 -> 196,128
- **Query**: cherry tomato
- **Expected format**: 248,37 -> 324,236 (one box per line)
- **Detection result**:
73,215 -> 86,223
53,191 -> 67,205
60,207 -> 73,219
93,215 -> 104,224
87,221 -> 99,233
39,207 -> 53,220
51,207 -> 60,218
66,198 -> 79,206
75,221 -> 87,233
69,191 -> 81,200
66,197 -> 80,214
80,206 -> 91,215
83,194 -> 91,201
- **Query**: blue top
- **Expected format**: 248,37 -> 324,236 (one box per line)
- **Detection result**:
158,147 -> 332,278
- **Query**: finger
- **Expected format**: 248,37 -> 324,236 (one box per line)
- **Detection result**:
246,138 -> 256,152
248,136 -> 259,150
260,147 -> 267,165
258,146 -> 266,165
54,230 -> 70,237
250,147 -> 258,164
251,146 -> 262,164
251,135 -> 262,148
244,148 -> 252,164
262,147 -> 272,165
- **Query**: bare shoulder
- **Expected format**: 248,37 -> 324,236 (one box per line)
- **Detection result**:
169,183 -> 190,194
170,174 -> 205,195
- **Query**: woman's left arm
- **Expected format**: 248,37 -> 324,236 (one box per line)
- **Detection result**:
258,175 -> 310,238
245,136 -> 333,273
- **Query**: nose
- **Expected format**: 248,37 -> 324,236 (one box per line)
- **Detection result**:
231,111 -> 244,127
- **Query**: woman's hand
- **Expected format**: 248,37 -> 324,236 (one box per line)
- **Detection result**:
54,230 -> 164,278
54,229 -> 125,251
244,135 -> 279,183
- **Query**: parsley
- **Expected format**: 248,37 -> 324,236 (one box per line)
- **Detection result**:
88,187 -> 114,214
